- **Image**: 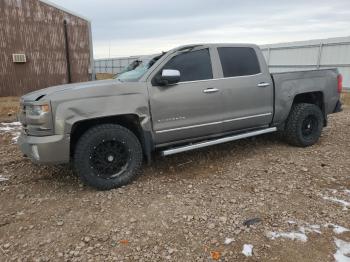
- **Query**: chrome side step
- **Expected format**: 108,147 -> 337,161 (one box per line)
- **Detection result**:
161,127 -> 277,156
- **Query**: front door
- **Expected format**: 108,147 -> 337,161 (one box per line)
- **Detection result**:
148,48 -> 224,145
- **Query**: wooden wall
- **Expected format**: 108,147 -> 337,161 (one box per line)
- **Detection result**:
0,0 -> 92,96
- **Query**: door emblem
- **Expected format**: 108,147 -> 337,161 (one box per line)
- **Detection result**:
157,116 -> 186,123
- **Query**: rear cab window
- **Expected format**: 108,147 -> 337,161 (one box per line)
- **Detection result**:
218,47 -> 261,78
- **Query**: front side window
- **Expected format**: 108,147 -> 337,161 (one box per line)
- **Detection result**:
218,47 -> 261,78
162,49 -> 213,82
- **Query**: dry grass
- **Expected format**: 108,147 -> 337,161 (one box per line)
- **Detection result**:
341,90 -> 350,105
96,73 -> 114,80
0,97 -> 20,120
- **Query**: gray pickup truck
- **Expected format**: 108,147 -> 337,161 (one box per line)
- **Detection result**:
18,44 -> 343,190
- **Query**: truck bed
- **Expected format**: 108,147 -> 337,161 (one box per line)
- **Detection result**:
271,68 -> 340,125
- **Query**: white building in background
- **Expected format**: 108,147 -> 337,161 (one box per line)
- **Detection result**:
94,36 -> 350,89
260,36 -> 350,89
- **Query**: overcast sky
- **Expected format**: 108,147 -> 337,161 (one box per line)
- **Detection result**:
49,0 -> 350,59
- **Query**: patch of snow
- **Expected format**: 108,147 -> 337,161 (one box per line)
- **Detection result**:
0,122 -> 21,130
309,224 -> 321,229
12,134 -> 20,143
287,220 -> 296,225
326,224 -> 350,235
267,231 -> 308,242
334,238 -> 350,262
0,122 -> 21,144
323,196 -> 350,210
0,175 -> 9,182
301,224 -> 322,234
267,223 -> 322,242
0,126 -> 14,132
224,237 -> 235,245
242,244 -> 253,257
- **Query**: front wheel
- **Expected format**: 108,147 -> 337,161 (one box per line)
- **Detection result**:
283,103 -> 324,147
74,124 -> 143,190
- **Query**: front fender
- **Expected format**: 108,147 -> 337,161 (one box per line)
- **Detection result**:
52,94 -> 152,135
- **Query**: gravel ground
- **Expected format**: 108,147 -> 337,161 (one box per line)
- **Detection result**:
0,108 -> 349,262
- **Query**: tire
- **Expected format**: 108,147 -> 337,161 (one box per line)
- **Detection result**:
74,124 -> 143,190
283,103 -> 324,147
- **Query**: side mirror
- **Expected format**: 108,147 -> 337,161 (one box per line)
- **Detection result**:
158,69 -> 181,85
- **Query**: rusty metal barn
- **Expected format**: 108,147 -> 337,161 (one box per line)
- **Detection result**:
0,0 -> 94,97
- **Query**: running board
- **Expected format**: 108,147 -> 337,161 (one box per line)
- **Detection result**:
161,127 -> 277,156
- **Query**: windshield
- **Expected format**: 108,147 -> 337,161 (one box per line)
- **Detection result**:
118,60 -> 142,75
116,53 -> 165,82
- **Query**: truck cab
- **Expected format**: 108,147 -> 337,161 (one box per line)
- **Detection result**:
145,44 -> 274,146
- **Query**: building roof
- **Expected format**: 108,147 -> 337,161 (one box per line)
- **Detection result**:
260,36 -> 350,50
39,0 -> 90,21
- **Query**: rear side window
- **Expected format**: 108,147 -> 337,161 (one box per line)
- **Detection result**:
218,47 -> 261,77
162,49 -> 213,82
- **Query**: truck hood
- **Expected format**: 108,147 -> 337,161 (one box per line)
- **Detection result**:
21,79 -> 141,102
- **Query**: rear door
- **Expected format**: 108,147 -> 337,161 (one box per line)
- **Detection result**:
215,46 -> 274,132
148,47 -> 224,145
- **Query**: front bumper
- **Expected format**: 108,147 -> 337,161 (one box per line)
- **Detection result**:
18,133 -> 70,164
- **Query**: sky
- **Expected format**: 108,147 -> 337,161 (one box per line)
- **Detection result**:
48,0 -> 350,59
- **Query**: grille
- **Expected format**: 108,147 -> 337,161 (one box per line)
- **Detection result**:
19,104 -> 27,128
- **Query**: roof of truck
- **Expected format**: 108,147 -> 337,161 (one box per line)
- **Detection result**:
170,43 -> 260,52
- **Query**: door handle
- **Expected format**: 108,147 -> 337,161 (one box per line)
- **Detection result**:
203,88 -> 219,94
257,82 -> 270,88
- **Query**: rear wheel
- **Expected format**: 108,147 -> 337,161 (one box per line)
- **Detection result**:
283,103 -> 324,147
74,124 -> 143,190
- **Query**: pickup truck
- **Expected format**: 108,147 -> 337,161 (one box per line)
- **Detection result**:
18,44 -> 343,190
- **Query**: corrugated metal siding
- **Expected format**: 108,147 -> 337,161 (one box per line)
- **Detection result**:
261,36 -> 350,89
321,44 -> 350,65
0,0 -> 91,96
269,46 -> 319,66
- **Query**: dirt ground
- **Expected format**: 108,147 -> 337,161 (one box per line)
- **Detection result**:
0,105 -> 350,261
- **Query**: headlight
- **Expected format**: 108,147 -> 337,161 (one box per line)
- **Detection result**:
27,104 -> 50,116
21,102 -> 53,136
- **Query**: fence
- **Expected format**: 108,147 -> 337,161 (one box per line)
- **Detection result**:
94,56 -> 141,75
260,36 -> 350,89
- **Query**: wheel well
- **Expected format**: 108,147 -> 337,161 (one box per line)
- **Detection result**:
292,91 -> 326,125
70,115 -> 145,158
293,91 -> 324,111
